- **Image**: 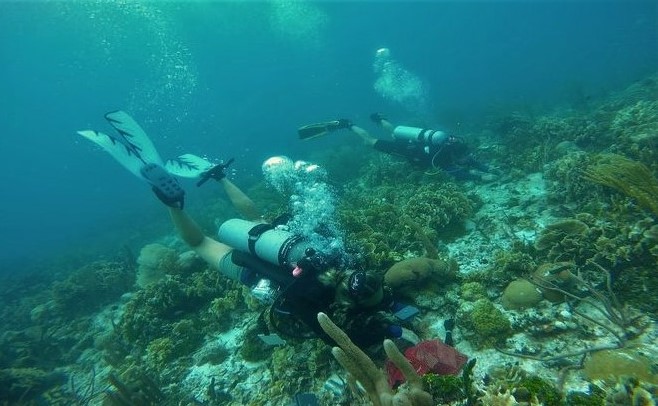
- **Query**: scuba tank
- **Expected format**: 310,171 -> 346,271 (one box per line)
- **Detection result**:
218,218 -> 309,270
392,125 -> 448,146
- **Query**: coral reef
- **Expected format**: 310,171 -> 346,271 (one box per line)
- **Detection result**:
339,173 -> 475,270
119,268 -> 243,352
384,257 -> 459,296
583,153 -> 658,217
501,279 -> 543,310
583,347 -> 658,384
135,243 -> 179,288
457,299 -> 512,348
0,367 -> 65,404
2,71 -> 658,406
317,312 -> 433,406
51,260 -> 133,317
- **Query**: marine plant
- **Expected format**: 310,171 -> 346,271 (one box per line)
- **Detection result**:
583,153 -> 658,217
564,385 -> 606,406
423,359 -> 477,405
515,375 -> 563,406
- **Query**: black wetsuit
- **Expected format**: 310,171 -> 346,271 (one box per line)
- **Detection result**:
374,138 -> 484,179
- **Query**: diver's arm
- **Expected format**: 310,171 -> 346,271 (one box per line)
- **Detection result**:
167,207 -> 231,269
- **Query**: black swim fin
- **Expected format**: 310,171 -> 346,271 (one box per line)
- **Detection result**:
298,120 -> 343,140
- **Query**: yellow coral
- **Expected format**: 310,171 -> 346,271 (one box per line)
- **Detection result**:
583,154 -> 658,216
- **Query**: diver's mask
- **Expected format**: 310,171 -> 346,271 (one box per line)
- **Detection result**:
348,271 -> 384,307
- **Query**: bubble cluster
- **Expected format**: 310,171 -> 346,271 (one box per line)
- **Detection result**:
267,0 -> 329,49
373,47 -> 428,113
262,156 -> 346,262
56,1 -> 198,126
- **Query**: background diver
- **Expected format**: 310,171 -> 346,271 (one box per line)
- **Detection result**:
299,113 -> 497,181
78,110 -> 423,352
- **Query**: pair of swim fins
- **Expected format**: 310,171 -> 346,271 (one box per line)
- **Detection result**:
77,110 -> 230,204
297,120 -> 344,140
78,110 -> 222,179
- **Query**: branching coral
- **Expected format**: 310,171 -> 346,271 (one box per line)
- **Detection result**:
119,269 -> 240,345
339,174 -> 474,270
499,261 -> 648,382
51,260 -> 133,317
530,261 -> 646,349
402,183 -> 474,236
317,312 -> 432,406
583,154 -> 658,217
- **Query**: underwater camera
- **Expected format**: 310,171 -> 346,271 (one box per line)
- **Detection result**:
392,125 -> 448,146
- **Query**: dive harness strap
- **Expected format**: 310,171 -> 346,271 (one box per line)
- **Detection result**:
246,222 -> 304,269
247,224 -> 274,256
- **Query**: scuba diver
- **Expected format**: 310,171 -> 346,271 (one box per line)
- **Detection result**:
77,110 -> 420,350
299,113 -> 495,181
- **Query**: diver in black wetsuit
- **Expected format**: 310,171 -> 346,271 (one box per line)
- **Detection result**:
301,113 -> 493,181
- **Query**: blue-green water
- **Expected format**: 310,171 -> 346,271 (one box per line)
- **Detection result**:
0,0 -> 656,272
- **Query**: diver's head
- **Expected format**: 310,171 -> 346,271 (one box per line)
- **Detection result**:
347,270 -> 384,307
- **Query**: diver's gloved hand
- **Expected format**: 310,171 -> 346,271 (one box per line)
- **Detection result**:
197,158 -> 235,187
326,119 -> 353,131
370,112 -> 387,125
388,325 -> 420,345
140,163 -> 185,209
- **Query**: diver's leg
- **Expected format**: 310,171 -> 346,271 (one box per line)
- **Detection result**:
168,207 -> 250,282
380,118 -> 395,136
219,178 -> 261,221
349,125 -> 378,147
168,207 -> 231,269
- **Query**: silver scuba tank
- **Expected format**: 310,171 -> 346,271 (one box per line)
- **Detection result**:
392,125 -> 448,146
